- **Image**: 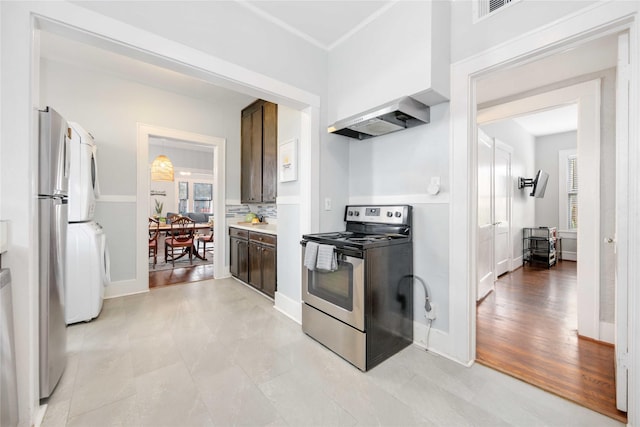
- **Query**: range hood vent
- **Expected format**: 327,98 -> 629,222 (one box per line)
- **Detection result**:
328,97 -> 430,140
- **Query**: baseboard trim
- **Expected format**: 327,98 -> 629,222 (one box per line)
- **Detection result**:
413,320 -> 471,367
559,251 -> 577,261
599,321 -> 614,344
215,269 -> 232,280
274,292 -> 302,324
104,279 -> 147,299
510,255 -> 523,271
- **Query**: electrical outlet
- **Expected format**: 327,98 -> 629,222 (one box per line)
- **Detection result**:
426,302 -> 437,320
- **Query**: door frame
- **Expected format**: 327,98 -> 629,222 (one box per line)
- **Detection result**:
137,124 -> 226,289
449,4 -> 638,423
477,80 -> 602,340
493,139 -> 512,277
476,129 -> 495,301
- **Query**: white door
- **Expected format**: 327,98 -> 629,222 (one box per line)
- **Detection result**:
477,130 -> 494,301
614,31 -> 629,412
494,141 -> 512,277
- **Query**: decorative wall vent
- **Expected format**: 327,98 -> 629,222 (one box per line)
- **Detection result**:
476,0 -> 520,20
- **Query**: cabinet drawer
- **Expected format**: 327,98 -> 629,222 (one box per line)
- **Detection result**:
249,231 -> 276,246
229,227 -> 249,239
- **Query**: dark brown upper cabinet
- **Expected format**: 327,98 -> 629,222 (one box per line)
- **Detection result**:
241,100 -> 277,203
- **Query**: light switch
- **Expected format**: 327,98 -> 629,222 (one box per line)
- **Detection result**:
324,198 -> 332,211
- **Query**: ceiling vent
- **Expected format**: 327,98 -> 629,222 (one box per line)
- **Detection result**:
476,0 -> 520,20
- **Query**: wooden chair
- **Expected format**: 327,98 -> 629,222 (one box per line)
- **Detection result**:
149,217 -> 160,268
164,216 -> 195,267
196,233 -> 214,259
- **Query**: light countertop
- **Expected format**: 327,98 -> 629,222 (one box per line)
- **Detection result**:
228,221 -> 277,235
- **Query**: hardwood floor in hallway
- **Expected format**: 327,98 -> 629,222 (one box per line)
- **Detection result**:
149,264 -> 214,288
476,261 -> 627,423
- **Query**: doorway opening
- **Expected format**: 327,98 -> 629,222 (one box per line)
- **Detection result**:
476,103 -> 625,421
148,136 -> 216,287
138,124 -> 225,292
470,33 -> 626,422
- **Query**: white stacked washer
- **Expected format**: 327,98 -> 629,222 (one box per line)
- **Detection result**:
65,121 -> 111,325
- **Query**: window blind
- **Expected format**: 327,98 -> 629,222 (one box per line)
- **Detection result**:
567,155 -> 578,229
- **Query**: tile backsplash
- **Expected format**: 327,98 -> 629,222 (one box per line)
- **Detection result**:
226,204 -> 277,220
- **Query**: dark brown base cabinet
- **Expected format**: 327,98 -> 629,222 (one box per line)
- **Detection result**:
229,227 -> 276,298
229,228 -> 249,283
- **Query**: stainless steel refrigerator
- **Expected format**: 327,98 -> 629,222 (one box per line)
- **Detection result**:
38,107 -> 69,399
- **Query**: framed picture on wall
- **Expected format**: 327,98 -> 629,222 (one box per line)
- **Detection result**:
279,138 -> 298,182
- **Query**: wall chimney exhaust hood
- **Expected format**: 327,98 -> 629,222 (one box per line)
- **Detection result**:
328,97 -> 430,140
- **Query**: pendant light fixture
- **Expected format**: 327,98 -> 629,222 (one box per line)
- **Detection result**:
151,139 -> 174,182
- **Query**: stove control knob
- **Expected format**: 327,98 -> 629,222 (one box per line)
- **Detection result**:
386,212 -> 393,217
348,211 -> 353,216
395,211 -> 402,218
355,211 -> 360,216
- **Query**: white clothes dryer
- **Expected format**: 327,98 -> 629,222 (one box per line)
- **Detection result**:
65,221 -> 110,324
68,122 -> 100,222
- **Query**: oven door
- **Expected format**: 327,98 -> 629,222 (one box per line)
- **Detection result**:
301,245 -> 365,331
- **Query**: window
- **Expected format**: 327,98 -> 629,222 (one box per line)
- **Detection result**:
558,149 -> 577,230
193,183 -> 213,213
178,181 -> 189,214
175,176 -> 214,213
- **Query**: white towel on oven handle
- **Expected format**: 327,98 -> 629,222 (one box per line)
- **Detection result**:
304,242 -> 319,271
316,244 -> 338,272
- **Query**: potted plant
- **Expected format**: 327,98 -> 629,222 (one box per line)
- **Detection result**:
154,199 -> 163,220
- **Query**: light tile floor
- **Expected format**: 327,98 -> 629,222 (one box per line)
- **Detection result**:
42,278 -> 623,427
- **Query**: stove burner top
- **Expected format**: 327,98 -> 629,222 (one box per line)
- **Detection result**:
346,235 -> 390,243
303,231 -> 409,249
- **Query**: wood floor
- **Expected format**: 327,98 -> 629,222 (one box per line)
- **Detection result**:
149,263 -> 214,288
476,261 -> 627,423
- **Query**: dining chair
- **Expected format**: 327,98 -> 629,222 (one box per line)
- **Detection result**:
196,233 -> 214,259
148,217 -> 160,268
164,216 -> 195,267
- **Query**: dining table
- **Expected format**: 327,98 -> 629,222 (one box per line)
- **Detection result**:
150,222 -> 213,261
155,222 -> 212,233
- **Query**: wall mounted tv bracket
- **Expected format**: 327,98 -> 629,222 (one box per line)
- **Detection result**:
518,177 -> 534,189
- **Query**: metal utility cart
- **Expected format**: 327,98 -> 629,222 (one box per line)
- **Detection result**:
523,227 -> 557,268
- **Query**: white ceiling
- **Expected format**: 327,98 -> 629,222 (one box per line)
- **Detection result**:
512,104 -> 578,137
40,4 -> 615,139
40,32 -> 256,106
477,33 -> 618,137
242,1 -> 393,50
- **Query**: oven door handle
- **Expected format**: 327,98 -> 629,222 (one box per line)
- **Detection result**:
301,241 -> 363,258
336,247 -> 363,258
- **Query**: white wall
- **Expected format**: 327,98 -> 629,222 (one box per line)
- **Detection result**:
535,131 -> 577,229
148,143 -> 214,217
480,121 -> 536,268
275,104 -> 302,320
3,2 -> 327,423
450,0 -> 599,63
39,58 -> 244,282
328,1 -> 449,122
73,1 -> 328,98
72,0 -> 346,233
349,103 -> 450,331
